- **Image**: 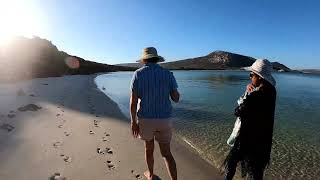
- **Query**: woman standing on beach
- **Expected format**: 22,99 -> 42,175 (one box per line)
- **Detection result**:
224,59 -> 277,180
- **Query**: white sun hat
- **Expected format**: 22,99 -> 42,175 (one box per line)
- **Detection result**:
249,59 -> 276,87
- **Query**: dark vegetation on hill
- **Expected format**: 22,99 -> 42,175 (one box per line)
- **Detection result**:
0,36 -> 134,82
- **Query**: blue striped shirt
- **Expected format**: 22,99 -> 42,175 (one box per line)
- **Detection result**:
130,63 -> 178,119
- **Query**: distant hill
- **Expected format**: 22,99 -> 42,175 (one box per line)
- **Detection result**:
117,51 -> 291,71
162,51 -> 256,70
115,63 -> 143,68
0,36 -> 134,82
298,69 -> 320,75
271,62 -> 291,72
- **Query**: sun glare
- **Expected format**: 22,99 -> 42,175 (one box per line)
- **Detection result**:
0,0 -> 43,45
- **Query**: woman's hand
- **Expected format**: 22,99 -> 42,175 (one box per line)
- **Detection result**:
246,83 -> 255,93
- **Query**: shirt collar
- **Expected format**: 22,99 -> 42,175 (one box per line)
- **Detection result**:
145,63 -> 160,68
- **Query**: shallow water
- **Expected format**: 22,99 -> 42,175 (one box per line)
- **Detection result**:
95,70 -> 320,179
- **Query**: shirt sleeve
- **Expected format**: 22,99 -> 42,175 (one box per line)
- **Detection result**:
169,72 -> 178,91
130,71 -> 139,94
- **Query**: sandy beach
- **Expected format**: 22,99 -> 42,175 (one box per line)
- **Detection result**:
0,75 -> 223,180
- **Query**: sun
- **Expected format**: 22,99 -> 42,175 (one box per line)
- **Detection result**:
0,0 -> 43,45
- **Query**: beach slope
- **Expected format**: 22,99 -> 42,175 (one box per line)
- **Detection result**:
0,75 -> 222,180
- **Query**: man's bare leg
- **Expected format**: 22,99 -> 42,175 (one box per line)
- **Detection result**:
159,142 -> 177,180
144,140 -> 155,180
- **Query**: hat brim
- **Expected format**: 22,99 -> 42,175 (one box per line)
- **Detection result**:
249,67 -> 276,87
136,55 -> 165,63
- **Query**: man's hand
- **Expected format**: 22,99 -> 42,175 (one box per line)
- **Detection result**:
131,121 -> 139,138
170,89 -> 180,103
246,83 -> 254,93
130,92 -> 139,138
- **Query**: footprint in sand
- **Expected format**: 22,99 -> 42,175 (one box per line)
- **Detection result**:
18,104 -> 42,111
106,160 -> 115,170
97,147 -> 113,155
131,170 -> 161,180
53,141 -> 62,148
106,148 -> 113,154
63,156 -> 72,163
102,137 -> 108,142
97,148 -> 104,154
49,172 -> 66,180
64,132 -> 71,136
0,123 -> 15,132
89,130 -> 95,135
56,114 -> 61,117
58,125 -> 63,128
104,132 -> 110,137
94,120 -> 99,127
131,170 -> 142,179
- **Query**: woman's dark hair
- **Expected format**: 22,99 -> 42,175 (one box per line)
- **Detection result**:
145,57 -> 159,63
261,78 -> 272,87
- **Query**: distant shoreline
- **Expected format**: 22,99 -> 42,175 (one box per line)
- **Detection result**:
110,68 -> 320,76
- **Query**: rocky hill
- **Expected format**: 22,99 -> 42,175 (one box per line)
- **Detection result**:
161,51 -> 256,70
271,62 -> 291,72
0,36 -> 134,82
117,51 -> 291,71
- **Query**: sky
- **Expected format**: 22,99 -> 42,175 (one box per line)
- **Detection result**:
1,0 -> 320,69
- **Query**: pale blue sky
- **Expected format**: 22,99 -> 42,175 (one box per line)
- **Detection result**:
30,0 -> 320,68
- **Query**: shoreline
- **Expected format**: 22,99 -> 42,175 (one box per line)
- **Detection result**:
94,72 -> 224,171
0,74 -> 223,180
92,74 -> 224,178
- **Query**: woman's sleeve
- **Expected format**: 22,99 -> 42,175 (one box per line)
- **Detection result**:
234,91 -> 259,118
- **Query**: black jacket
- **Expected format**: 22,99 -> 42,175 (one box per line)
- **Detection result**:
235,83 -> 277,168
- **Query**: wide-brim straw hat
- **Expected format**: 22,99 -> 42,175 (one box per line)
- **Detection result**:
136,47 -> 165,63
248,59 -> 276,87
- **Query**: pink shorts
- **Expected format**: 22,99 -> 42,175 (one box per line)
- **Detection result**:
138,118 -> 172,144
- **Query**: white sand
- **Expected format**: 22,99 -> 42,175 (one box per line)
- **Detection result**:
0,75 -> 223,180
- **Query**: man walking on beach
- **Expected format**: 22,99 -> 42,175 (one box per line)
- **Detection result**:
130,47 -> 180,180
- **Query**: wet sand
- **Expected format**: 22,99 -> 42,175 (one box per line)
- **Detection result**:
0,75 -> 223,180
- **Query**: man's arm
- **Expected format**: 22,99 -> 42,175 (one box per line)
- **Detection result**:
169,72 -> 180,103
170,90 -> 180,103
130,92 -> 139,138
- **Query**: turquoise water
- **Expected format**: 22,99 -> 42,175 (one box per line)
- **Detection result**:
95,70 -> 320,179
